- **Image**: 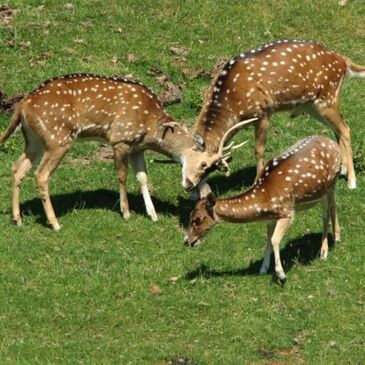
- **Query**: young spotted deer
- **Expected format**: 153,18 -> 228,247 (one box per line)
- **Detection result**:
184,136 -> 341,283
182,39 -> 365,192
0,74 -> 203,230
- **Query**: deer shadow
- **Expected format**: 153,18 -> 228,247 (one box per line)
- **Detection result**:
184,232 -> 337,282
13,189 -> 180,228
11,164 -> 258,229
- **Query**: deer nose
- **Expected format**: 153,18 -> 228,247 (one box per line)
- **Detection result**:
184,178 -> 194,192
183,235 -> 189,246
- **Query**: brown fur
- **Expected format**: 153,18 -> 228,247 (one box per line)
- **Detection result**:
185,136 -> 341,282
187,40 -> 364,190
0,74 -> 201,229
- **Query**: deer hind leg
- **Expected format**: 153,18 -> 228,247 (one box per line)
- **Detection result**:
320,195 -> 330,260
270,217 -> 293,283
34,145 -> 71,231
130,151 -> 158,222
259,221 -> 276,275
12,122 -> 44,226
254,115 -> 270,178
113,143 -> 131,220
328,188 -> 340,243
310,104 -> 355,189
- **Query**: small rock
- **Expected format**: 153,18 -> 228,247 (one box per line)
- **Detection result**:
169,46 -> 190,57
64,3 -> 74,11
169,276 -> 181,284
74,37 -> 86,45
127,53 -> 139,63
150,284 -> 162,296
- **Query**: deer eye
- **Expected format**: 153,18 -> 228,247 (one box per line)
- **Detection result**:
200,161 -> 208,170
193,217 -> 202,225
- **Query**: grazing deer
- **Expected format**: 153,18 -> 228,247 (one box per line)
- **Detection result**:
184,135 -> 341,283
0,73 -> 208,230
182,39 -> 365,192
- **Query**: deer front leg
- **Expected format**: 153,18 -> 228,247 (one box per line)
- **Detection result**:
270,217 -> 293,284
130,151 -> 158,222
34,145 -> 71,231
259,221 -> 276,275
113,143 -> 131,220
254,115 -> 270,178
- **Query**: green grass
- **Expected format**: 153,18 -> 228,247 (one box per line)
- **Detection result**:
1,1 -> 365,364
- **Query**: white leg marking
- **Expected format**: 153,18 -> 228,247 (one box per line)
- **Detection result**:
130,152 -> 158,221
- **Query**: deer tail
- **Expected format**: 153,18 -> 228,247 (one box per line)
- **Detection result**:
345,57 -> 365,78
0,105 -> 22,144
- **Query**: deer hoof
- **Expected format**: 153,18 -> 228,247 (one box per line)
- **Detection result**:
277,272 -> 287,286
348,179 -> 356,189
259,266 -> 268,275
51,222 -> 61,231
320,249 -> 328,260
12,217 -> 22,227
150,212 -> 158,222
122,212 -> 131,220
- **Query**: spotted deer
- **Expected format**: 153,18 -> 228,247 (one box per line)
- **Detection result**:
182,39 -> 365,192
0,73 -> 210,230
184,135 -> 341,283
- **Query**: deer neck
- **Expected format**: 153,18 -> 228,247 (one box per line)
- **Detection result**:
195,102 -> 239,154
214,186 -> 273,224
148,122 -> 194,162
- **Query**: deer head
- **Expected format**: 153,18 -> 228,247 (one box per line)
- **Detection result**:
184,184 -> 218,246
181,118 -> 256,191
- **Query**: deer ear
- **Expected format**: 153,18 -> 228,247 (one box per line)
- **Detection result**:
199,183 -> 212,199
193,132 -> 206,151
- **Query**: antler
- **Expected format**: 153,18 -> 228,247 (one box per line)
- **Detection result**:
161,121 -> 181,139
217,118 -> 257,157
222,140 -> 249,152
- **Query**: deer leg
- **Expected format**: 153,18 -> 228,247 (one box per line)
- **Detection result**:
311,105 -> 355,189
259,221 -> 276,275
113,143 -> 130,220
328,188 -> 340,243
130,151 -> 158,222
270,217 -> 293,283
320,196 -> 330,260
254,115 -> 270,177
12,147 -> 44,226
34,145 -> 71,231
12,122 -> 44,226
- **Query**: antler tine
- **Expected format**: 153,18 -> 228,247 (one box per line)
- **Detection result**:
223,140 -> 249,152
222,141 -> 234,151
220,157 -> 231,176
217,118 -> 257,157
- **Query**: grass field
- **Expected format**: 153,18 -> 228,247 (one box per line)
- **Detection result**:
1,1 -> 365,364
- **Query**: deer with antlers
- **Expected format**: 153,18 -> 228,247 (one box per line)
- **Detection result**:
181,39 -> 365,193
0,74 -> 210,230
184,135 -> 341,283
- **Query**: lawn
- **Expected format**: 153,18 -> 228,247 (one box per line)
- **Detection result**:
0,1 -> 364,364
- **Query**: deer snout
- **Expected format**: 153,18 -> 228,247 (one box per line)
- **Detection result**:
183,234 -> 201,247
183,178 -> 195,192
